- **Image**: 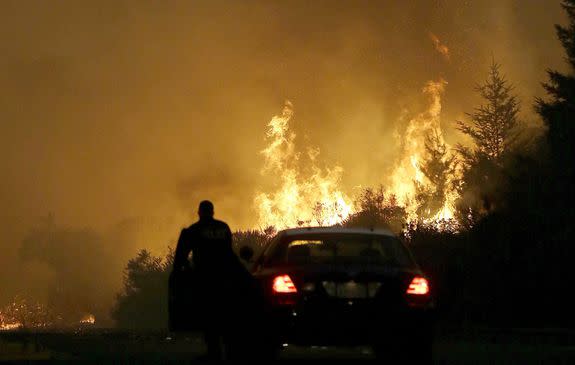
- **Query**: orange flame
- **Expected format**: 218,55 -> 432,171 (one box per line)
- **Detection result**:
389,79 -> 459,227
0,318 -> 22,331
255,101 -> 354,229
79,314 -> 96,325
256,84 -> 460,231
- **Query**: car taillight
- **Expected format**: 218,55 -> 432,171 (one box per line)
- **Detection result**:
272,275 -> 297,293
406,276 -> 429,295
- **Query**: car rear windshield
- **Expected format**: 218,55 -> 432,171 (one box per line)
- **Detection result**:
265,234 -> 415,268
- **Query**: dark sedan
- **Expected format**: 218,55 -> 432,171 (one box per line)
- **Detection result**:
247,227 -> 435,362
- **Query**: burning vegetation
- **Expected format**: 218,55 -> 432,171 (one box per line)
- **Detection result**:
0,296 -> 50,331
389,79 -> 459,226
0,296 -> 96,330
255,78 -> 461,232
254,56 -> 526,235
254,101 -> 354,229
79,314 -> 96,325
252,28 -> 464,232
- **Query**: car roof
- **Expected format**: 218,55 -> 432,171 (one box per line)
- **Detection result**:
277,226 -> 396,237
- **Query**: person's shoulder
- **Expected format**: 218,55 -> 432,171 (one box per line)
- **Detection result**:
182,222 -> 201,233
213,219 -> 231,230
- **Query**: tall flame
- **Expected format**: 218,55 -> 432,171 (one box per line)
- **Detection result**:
255,101 -> 354,229
390,79 -> 459,225
256,83 -> 460,231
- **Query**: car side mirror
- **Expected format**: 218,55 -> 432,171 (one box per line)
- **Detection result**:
239,246 -> 254,262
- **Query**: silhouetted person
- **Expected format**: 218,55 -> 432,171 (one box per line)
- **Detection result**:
170,200 -> 259,360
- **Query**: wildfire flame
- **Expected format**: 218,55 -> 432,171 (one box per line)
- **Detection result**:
0,316 -> 22,331
0,296 -> 54,330
0,298 -> 98,330
0,301 -> 23,331
389,79 -> 459,226
255,101 -> 354,229
79,314 -> 96,325
255,83 -> 460,231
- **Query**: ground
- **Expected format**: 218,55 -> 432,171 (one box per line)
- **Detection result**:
2,329 -> 575,364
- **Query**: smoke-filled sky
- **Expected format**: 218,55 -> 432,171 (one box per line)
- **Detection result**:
0,1 -> 566,312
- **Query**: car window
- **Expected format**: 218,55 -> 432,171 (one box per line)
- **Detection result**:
254,235 -> 281,269
265,234 -> 415,268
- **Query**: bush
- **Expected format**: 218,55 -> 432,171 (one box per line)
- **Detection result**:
111,250 -> 171,329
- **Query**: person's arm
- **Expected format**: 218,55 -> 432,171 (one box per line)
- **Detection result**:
173,228 -> 191,271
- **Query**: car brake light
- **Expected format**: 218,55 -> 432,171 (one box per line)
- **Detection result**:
272,275 -> 297,293
406,276 -> 429,295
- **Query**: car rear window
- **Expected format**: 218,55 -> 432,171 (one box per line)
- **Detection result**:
265,234 -> 415,268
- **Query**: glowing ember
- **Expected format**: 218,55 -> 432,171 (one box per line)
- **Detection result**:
0,311 -> 22,331
79,314 -> 96,325
0,296 -> 54,330
429,32 -> 450,61
255,101 -> 354,229
0,319 -> 22,331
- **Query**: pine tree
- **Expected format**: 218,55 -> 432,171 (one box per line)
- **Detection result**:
454,62 -> 522,225
530,0 -> 575,241
537,0 -> 575,184
457,61 -> 520,164
416,130 -> 457,220
446,0 -> 575,328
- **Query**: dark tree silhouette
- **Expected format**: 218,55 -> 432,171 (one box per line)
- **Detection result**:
112,249 -> 172,329
416,130 -> 457,220
442,3 -> 575,328
454,62 -> 523,226
343,186 -> 406,233
537,0 -> 575,211
457,61 -> 520,163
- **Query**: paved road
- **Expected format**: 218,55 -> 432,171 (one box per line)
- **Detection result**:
2,331 -> 575,364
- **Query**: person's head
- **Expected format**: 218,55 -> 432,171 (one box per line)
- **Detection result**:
198,200 -> 214,220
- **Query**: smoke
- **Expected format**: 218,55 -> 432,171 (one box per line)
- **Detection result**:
0,0 -> 566,315
18,222 -> 114,324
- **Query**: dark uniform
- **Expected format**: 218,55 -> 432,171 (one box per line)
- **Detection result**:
170,209 -> 261,359
173,217 -> 234,274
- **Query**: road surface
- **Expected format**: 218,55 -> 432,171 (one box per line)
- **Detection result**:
2,329 -> 575,364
